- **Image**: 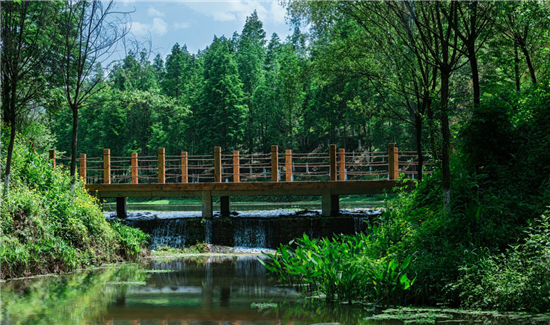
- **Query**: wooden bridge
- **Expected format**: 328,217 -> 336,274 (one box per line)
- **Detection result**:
50,144 -> 430,218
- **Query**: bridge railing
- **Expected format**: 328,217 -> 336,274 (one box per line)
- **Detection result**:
48,143 -> 432,185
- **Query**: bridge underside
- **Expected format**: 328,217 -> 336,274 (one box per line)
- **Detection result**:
86,180 -> 397,218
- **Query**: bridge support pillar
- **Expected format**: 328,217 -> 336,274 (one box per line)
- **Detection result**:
322,192 -> 339,217
202,191 -> 213,218
116,197 -> 127,218
220,196 -> 231,216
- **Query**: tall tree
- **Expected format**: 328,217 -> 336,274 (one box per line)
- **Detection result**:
499,1 -> 550,87
449,1 -> 495,107
412,1 -> 465,208
197,36 -> 247,152
1,1 -> 56,194
236,10 -> 266,152
58,0 -> 129,186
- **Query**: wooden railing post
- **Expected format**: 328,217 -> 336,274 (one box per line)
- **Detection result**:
329,144 -> 337,181
131,153 -> 138,184
388,143 -> 399,180
103,149 -> 111,184
158,148 -> 165,184
233,150 -> 240,183
394,145 -> 399,179
271,145 -> 278,182
214,146 -> 222,183
285,149 -> 292,182
49,150 -> 56,167
338,148 -> 345,181
79,153 -> 86,184
181,151 -> 188,183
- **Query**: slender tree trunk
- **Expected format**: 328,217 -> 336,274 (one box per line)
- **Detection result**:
4,80 -> 18,195
426,99 -> 438,159
514,44 -> 521,93
468,45 -> 480,108
519,43 -> 537,85
4,119 -> 16,196
440,69 -> 452,210
70,106 -> 79,185
415,114 -> 424,181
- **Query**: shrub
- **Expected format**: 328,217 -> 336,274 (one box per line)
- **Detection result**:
0,132 -> 148,278
452,212 -> 550,312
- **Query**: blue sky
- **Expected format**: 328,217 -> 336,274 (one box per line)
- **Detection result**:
111,0 -> 293,61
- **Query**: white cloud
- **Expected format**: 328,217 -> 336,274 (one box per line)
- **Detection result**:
174,22 -> 190,29
270,2 -> 286,24
152,18 -> 168,35
183,1 -> 269,23
128,18 -> 168,37
128,21 -> 150,37
147,7 -> 164,17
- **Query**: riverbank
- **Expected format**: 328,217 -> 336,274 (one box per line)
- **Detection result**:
0,135 -> 149,279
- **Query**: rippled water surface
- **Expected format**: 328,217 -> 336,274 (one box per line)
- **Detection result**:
2,256 -> 549,325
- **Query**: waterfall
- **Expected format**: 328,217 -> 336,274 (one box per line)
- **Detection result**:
233,219 -> 268,248
204,219 -> 212,244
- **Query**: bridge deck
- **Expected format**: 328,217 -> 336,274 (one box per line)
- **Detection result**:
86,180 -> 397,218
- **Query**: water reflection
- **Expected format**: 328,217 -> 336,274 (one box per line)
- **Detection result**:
2,256 -> 545,325
0,256 -> 371,325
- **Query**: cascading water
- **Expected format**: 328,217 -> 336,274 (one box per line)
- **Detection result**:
204,219 -> 213,244
233,219 -> 268,248
121,211 -> 382,249
149,219 -> 188,249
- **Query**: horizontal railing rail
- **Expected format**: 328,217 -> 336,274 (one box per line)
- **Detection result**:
48,143 -> 432,185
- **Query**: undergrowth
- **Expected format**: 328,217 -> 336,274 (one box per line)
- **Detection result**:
0,133 -> 149,279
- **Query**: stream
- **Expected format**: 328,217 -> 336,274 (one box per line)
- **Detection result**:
2,255 -> 549,325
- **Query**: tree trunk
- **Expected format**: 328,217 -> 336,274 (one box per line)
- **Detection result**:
519,42 -> 537,86
514,44 -> 521,93
70,106 -> 79,184
468,45 -> 480,108
4,119 -> 16,196
426,99 -> 438,159
440,69 -> 452,210
414,114 -> 424,181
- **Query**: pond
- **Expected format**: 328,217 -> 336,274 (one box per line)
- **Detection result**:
1,255 -> 549,325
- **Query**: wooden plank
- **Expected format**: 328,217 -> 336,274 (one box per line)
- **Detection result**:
86,180 -> 399,192
338,148 -> 345,181
329,144 -> 336,181
49,150 -> 56,167
285,149 -> 292,182
181,152 -> 188,183
271,145 -> 278,182
158,148 -> 165,184
79,153 -> 86,184
86,180 -> 403,199
214,146 -> 222,183
388,143 -> 398,180
233,150 -> 240,183
394,145 -> 399,179
103,149 -> 111,184
131,153 -> 138,184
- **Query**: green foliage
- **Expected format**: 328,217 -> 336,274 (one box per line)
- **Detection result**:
453,213 -> 550,312
196,36 -> 247,152
0,132 -> 148,278
261,232 -> 415,305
